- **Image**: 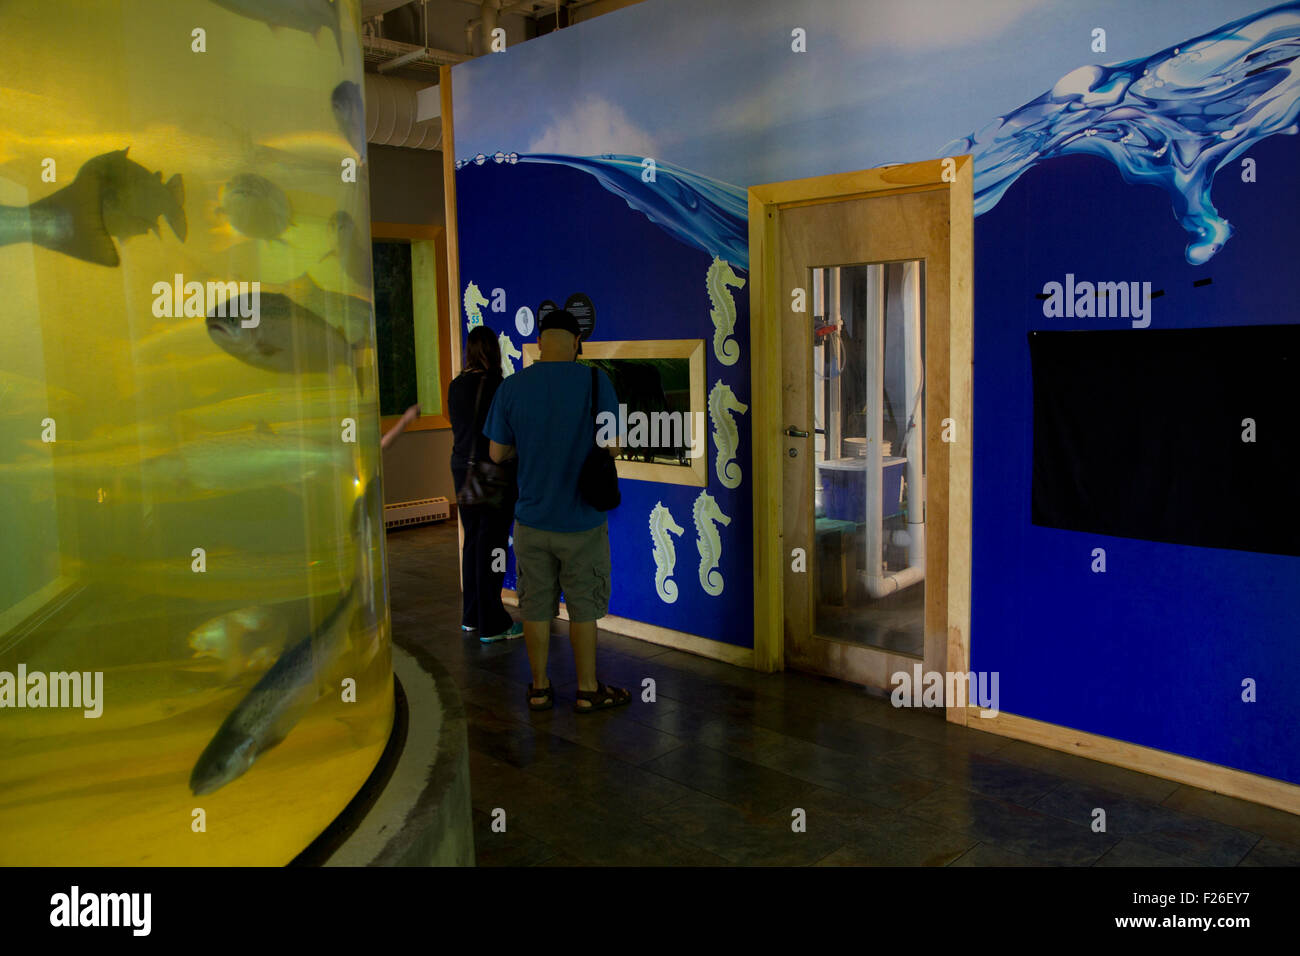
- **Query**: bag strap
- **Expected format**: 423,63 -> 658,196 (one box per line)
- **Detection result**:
467,372 -> 486,465
590,365 -> 601,447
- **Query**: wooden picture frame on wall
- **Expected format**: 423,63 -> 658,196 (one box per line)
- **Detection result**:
372,221 -> 453,432
521,339 -> 708,487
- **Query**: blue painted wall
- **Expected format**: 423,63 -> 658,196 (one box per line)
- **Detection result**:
456,161 -> 754,646
453,0 -> 1300,783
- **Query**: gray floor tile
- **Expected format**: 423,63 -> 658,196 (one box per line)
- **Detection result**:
389,520 -> 1291,869
1034,780 -> 1259,866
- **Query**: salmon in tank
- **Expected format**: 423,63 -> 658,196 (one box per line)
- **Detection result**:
0,0 -> 392,866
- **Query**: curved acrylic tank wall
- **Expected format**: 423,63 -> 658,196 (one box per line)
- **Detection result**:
0,0 -> 393,865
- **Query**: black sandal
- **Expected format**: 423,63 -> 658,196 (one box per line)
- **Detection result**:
574,681 -> 631,713
527,682 -> 554,711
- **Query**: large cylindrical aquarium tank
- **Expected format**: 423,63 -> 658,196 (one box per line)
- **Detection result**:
0,0 -> 393,865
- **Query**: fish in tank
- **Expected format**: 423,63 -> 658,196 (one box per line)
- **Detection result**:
0,0 -> 393,865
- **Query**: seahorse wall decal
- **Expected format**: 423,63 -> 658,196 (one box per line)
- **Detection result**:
649,501 -> 685,604
693,490 -> 732,597
463,281 -> 487,331
709,379 -> 749,489
707,255 -> 745,366
499,331 -> 521,376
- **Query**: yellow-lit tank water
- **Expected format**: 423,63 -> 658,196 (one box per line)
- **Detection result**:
0,0 -> 393,865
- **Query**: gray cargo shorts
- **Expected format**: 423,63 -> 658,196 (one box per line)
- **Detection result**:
513,520 -> 611,623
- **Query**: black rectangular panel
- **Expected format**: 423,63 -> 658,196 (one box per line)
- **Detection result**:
1028,325 -> 1300,555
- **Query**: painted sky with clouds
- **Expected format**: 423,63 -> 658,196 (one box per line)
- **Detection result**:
453,0 -> 1278,186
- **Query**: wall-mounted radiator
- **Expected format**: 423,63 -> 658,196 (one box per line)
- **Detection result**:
383,496 -> 451,529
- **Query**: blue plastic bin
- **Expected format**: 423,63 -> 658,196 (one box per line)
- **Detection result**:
817,456 -> 907,522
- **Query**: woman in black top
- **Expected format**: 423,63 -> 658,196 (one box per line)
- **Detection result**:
448,325 -> 520,641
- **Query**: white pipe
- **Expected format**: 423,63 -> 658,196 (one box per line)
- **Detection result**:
862,264 -> 886,597
364,74 -> 441,149
901,260 -> 926,570
828,266 -> 842,457
861,262 -> 925,599
480,0 -> 499,53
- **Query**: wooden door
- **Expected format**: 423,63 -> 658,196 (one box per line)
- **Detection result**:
748,159 -> 972,716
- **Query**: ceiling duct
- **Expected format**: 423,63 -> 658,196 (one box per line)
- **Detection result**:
365,73 -> 441,150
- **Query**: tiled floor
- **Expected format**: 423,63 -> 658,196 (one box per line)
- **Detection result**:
386,520 -> 1300,867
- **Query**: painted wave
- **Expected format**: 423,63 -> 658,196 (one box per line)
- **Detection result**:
458,3 -> 1299,267
458,151 -> 750,269
942,2 -> 1300,264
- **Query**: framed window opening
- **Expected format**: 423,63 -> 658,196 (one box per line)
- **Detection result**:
372,221 -> 452,431
521,338 -> 707,486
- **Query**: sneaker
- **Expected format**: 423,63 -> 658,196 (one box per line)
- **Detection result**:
461,625 -> 476,632
480,621 -> 524,644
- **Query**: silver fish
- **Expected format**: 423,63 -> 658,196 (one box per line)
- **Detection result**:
218,173 -> 293,241
284,272 -> 373,341
207,291 -> 364,391
322,210 -> 371,287
0,421 -> 353,502
0,148 -> 184,267
174,421 -> 354,492
189,581 -> 360,795
189,606 -> 283,681
208,0 -> 343,60
331,80 -> 366,163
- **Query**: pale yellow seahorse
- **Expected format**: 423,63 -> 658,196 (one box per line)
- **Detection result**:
709,379 -> 749,489
650,501 -> 685,603
499,331 -> 522,376
707,255 -> 745,366
463,281 -> 488,330
693,490 -> 732,597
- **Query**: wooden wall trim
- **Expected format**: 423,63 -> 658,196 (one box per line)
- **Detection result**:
371,222 -> 442,240
500,590 -> 755,668
966,709 -> 1300,816
441,65 -> 463,380
945,157 -> 975,724
749,195 -> 784,673
441,65 -> 465,592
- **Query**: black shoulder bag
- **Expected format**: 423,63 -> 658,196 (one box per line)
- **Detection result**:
577,366 -> 620,511
455,374 -> 512,510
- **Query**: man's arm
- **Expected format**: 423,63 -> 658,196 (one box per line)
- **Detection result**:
489,440 -> 515,463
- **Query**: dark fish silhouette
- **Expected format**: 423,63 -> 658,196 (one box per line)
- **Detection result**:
321,209 -> 371,287
218,172 -> 293,241
331,80 -> 366,163
208,0 -> 344,60
0,148 -> 185,267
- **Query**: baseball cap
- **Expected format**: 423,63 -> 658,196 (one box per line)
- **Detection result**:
538,308 -> 583,353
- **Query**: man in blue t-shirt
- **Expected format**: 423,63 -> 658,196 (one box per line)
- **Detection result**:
485,309 -> 631,714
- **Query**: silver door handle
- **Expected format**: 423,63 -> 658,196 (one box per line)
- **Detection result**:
785,427 -> 809,438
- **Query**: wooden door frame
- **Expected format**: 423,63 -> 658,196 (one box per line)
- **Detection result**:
748,157 -> 973,725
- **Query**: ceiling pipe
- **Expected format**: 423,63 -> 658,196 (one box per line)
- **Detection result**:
364,73 -> 442,149
481,0 -> 499,53
466,0 -> 536,55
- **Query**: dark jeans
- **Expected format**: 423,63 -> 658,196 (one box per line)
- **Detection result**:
452,465 -> 516,634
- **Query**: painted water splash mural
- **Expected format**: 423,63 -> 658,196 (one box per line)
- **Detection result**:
459,4 -> 1299,267
942,2 -> 1300,265
458,152 -> 749,268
